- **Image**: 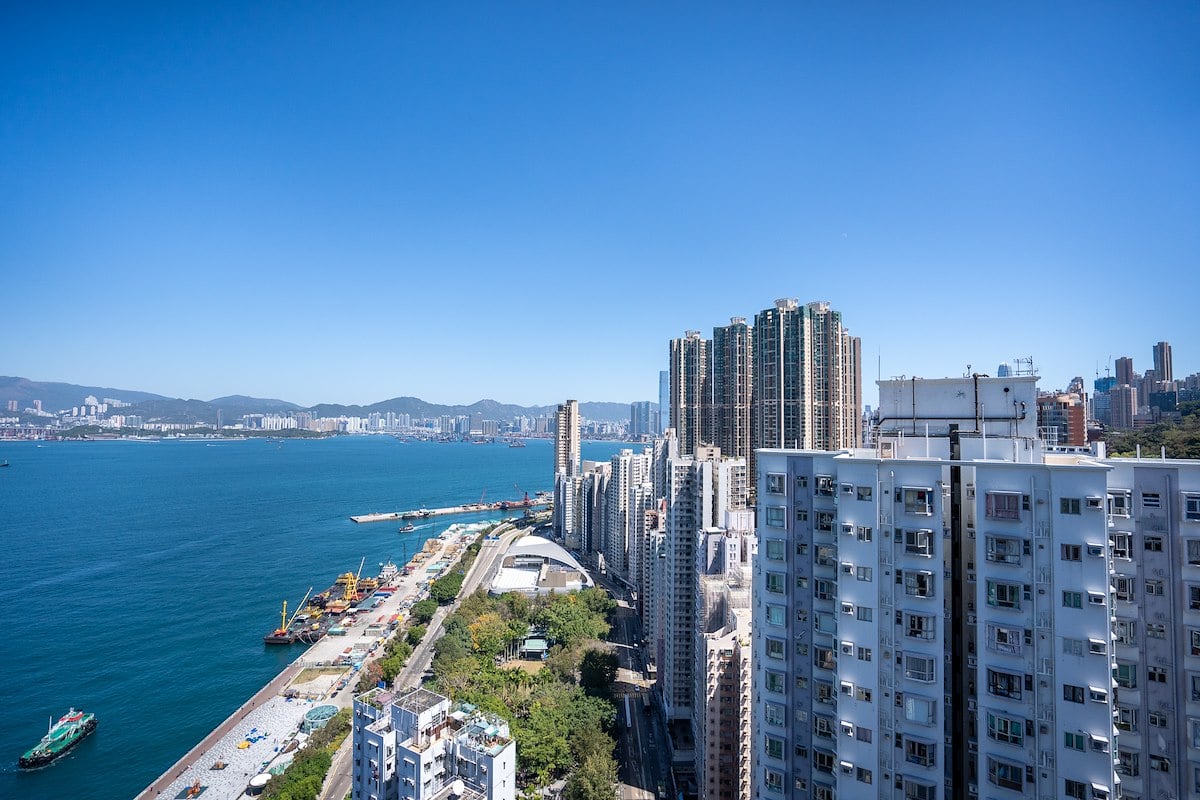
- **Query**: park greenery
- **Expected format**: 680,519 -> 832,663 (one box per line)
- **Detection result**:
1107,401 -> 1200,459
261,708 -> 353,800
428,586 -> 620,795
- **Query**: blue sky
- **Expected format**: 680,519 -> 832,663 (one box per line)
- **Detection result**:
2,3 -> 1197,408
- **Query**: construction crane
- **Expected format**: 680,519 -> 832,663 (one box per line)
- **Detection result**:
271,586 -> 313,637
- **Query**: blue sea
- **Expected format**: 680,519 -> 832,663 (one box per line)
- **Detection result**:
0,435 -> 628,800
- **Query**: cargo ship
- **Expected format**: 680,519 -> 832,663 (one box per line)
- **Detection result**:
264,558 -> 382,645
18,709 -> 97,769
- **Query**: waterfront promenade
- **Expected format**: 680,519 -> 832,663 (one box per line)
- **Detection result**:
135,520 -> 498,800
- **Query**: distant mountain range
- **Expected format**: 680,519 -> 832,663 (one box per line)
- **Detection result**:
0,376 -> 642,424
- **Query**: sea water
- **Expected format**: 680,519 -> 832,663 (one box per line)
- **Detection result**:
0,435 -> 627,799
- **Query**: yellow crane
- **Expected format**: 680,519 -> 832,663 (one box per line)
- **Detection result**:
271,586 -> 313,637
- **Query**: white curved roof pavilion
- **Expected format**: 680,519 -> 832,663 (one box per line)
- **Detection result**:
488,535 -> 594,597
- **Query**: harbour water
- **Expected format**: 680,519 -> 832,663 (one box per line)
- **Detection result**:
0,435 -> 627,799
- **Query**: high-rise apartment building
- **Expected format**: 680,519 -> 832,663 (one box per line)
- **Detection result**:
754,375 -> 1126,800
554,400 -> 580,479
712,318 -> 753,462
659,370 -> 671,434
604,448 -> 653,582
1153,341 -> 1173,383
352,687 -> 516,800
670,331 -> 710,457
1110,384 -> 1138,430
1037,391 -> 1087,446
1116,356 -> 1135,388
751,299 -> 861,457
630,401 -> 655,438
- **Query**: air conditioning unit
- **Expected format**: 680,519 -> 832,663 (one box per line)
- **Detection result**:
1087,544 -> 1104,557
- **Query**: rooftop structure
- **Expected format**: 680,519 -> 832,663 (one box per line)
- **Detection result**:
488,535 -> 593,596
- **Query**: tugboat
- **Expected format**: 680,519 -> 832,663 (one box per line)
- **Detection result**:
18,709 -> 97,768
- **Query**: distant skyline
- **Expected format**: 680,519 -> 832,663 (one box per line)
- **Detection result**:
2,4 -> 1197,407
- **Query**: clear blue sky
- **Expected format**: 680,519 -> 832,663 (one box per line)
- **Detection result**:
2,3 -> 1197,408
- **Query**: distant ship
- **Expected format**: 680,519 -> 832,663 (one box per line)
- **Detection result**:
19,709 -> 97,769
399,522 -> 416,532
508,440 -> 526,448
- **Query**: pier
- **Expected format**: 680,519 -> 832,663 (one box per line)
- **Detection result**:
350,496 -> 548,523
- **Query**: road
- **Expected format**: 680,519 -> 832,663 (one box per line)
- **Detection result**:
319,522 -> 527,800
600,578 -> 670,800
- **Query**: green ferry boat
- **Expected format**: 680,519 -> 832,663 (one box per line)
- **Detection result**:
18,709 -> 97,769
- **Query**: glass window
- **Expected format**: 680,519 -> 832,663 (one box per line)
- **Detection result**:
986,492 -> 1022,520
766,473 -> 787,495
764,506 -> 786,528
1060,497 -> 1081,515
765,605 -> 784,625
764,539 -> 785,561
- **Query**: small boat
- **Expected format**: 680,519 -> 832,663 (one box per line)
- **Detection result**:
18,708 -> 97,768
0,460 -> 9,467
509,440 -> 526,448
399,522 -> 416,533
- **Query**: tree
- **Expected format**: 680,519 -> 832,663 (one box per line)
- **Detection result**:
410,598 -> 438,625
406,625 -> 428,647
469,611 -> 514,657
563,749 -> 618,800
579,649 -> 618,696
430,571 -> 465,604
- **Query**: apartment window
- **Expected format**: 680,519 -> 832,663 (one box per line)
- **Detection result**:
811,785 -> 832,800
813,717 -> 835,740
1116,706 -> 1137,732
765,638 -> 785,659
856,566 -> 873,582
1064,731 -> 1085,751
854,685 -> 872,702
856,726 -> 872,743
815,511 -> 835,532
986,491 -> 1024,520
1193,629 -> 1200,656
1063,684 -> 1084,703
1089,686 -> 1108,703
764,539 -> 785,561
765,605 -> 784,625
1117,749 -> 1139,776
1111,531 -> 1132,559
987,757 -> 1024,790
1145,535 -> 1164,552
795,475 -> 808,489
1147,623 -> 1166,638
795,508 -> 808,522
903,528 -> 933,556
765,670 -> 785,693
766,473 -> 787,495
904,695 -> 935,725
1149,666 -> 1168,683
764,702 -> 784,726
903,780 -> 937,800
855,606 -> 873,622
900,487 -> 932,515
1061,543 -> 1082,561
764,735 -> 784,760
1188,539 -> 1200,564
905,654 -> 935,682
764,506 -> 786,528
1113,575 -> 1134,601
814,579 -> 836,600
1107,491 -> 1131,516
1062,637 -> 1084,656
857,646 -> 872,662
1060,497 -> 1082,515
856,526 -> 873,541
1143,492 -> 1161,510
1114,662 -> 1137,688
1146,579 -> 1165,596
764,769 -> 783,792
1065,780 -> 1087,800
765,572 -> 784,593
986,712 -> 1024,745
986,580 -> 1022,609
902,570 -> 934,598
1192,673 -> 1200,701
856,485 -> 872,501
1150,755 -> 1170,773
814,611 -> 835,634
904,737 -> 936,767
795,575 -> 808,589
985,536 -> 1024,565
988,624 -> 1023,655
815,475 -> 834,496
988,669 -> 1023,699
815,544 -> 836,566
905,613 -> 936,640
856,767 -> 873,784
1062,591 -> 1082,608
1150,711 -> 1168,728
1186,494 -> 1200,521
814,647 -> 834,671
1088,639 -> 1106,655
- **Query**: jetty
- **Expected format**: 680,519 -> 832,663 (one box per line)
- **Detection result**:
350,494 -> 549,524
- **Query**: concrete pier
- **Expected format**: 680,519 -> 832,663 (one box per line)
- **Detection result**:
350,498 -> 546,523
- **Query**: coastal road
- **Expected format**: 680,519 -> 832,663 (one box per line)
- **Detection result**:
318,522 -> 526,800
